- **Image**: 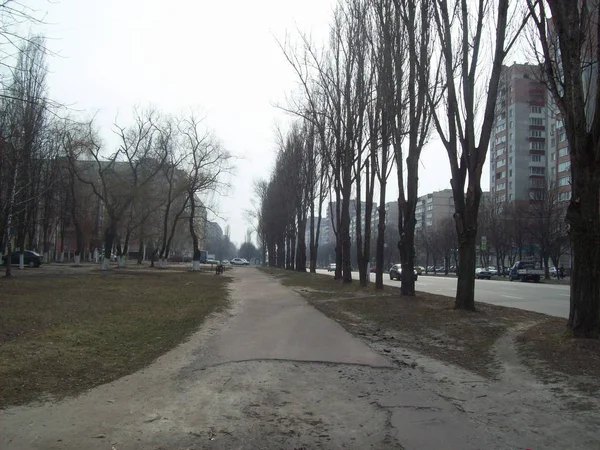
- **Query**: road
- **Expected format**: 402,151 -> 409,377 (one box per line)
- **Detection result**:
317,269 -> 570,318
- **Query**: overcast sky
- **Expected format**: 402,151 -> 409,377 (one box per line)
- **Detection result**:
32,0 -> 490,246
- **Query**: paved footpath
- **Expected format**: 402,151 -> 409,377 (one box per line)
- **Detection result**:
2,268 -> 508,449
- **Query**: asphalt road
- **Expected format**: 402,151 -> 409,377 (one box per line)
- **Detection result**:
317,269 -> 570,318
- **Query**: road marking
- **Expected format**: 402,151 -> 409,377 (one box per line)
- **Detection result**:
501,295 -> 524,300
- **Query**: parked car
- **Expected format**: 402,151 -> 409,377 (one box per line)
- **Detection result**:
370,265 -> 377,273
231,258 -> 246,265
328,263 -> 336,272
3,250 -> 42,268
475,267 -> 494,280
487,266 -> 498,276
241,258 -> 250,265
509,260 -> 543,282
389,264 -> 418,281
416,266 -> 424,275
222,260 -> 231,265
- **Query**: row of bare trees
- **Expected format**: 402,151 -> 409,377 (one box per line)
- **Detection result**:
258,0 -> 432,294
1,35 -> 232,276
259,0 -> 599,338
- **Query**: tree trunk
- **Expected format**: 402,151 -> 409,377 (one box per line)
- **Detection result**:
309,204 -> 316,273
566,186 -> 600,338
189,195 -> 201,271
455,224 -> 478,310
341,185 -> 352,284
137,237 -> 144,264
400,225 -> 416,295
334,188 -> 343,280
290,231 -> 297,271
375,205 -> 385,289
296,214 -> 307,272
103,224 -> 116,271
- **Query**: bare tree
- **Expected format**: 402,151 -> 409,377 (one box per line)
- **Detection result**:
1,36 -> 48,276
179,114 -> 232,271
75,109 -> 166,270
429,0 -> 527,309
527,0 -> 600,337
528,182 -> 569,279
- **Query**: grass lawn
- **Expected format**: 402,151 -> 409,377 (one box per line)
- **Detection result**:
259,267 -> 599,388
0,270 -> 230,407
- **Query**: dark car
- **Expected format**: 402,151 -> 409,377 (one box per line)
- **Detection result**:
389,264 -> 418,281
4,250 -> 42,268
475,267 -> 493,280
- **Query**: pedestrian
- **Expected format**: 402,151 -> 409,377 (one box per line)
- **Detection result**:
559,266 -> 565,279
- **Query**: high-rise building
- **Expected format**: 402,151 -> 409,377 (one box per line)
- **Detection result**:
414,189 -> 454,231
489,63 -> 548,205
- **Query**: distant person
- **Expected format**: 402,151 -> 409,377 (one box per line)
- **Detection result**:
559,266 -> 565,279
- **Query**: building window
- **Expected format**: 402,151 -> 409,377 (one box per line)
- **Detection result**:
530,106 -> 543,114
496,122 -> 506,132
558,131 -> 566,142
558,192 -> 570,202
498,194 -> 506,202
530,130 -> 544,138
509,121 -> 513,128
509,169 -> 513,177
551,152 -> 556,161
509,133 -> 513,140
497,182 -> 506,190
530,118 -> 544,125
530,178 -> 545,188
530,141 -> 544,150
530,166 -> 545,175
496,135 -> 506,144
509,181 -> 513,189
496,158 -> 505,167
509,194 -> 513,201
531,154 -> 542,162
558,161 -> 571,172
509,145 -> 513,153
509,157 -> 513,164
496,171 -> 505,179
558,147 -> 569,157
558,176 -> 570,187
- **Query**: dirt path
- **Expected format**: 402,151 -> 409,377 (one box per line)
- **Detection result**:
0,267 -> 511,449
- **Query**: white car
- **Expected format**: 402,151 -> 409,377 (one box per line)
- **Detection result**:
231,258 -> 245,265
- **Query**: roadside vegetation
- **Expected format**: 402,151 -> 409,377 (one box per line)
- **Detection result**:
0,270 -> 230,407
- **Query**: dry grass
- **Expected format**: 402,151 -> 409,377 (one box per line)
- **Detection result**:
0,270 -> 230,407
517,319 -> 600,393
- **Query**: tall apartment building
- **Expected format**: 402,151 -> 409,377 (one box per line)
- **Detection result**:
546,101 -> 572,202
414,189 -> 454,231
489,63 -> 548,205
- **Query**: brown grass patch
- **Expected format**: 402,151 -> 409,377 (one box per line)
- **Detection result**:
517,319 -> 600,393
0,270 -> 230,407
